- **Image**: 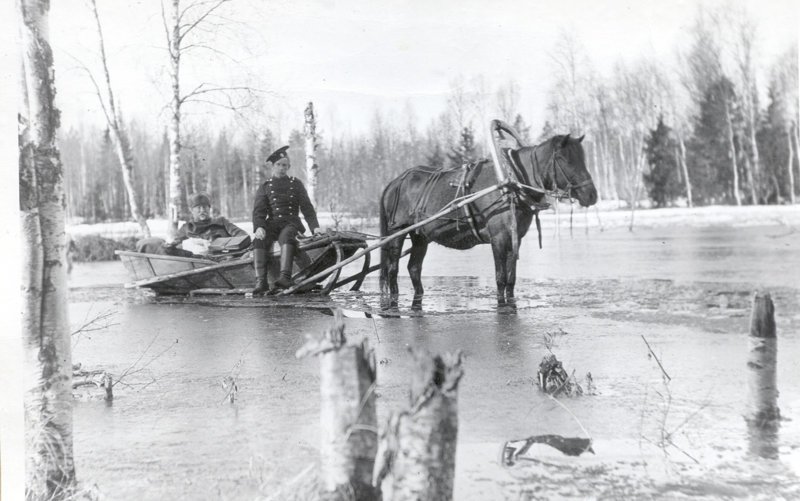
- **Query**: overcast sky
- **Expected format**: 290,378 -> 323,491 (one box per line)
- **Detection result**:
43,0 -> 800,140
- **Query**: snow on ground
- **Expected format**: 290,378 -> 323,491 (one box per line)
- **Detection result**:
67,204 -> 800,239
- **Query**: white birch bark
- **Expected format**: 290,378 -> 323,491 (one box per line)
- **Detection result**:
88,0 -> 151,237
746,89 -> 761,204
788,125 -> 796,204
19,0 -> 75,497
678,132 -> 693,207
304,102 -> 319,207
724,98 -> 742,205
167,0 -> 184,238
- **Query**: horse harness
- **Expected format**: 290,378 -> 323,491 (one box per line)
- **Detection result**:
396,161 -> 491,244
520,144 -> 593,201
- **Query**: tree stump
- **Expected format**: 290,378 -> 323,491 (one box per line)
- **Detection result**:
745,292 -> 780,458
297,309 -> 379,501
374,350 -> 464,501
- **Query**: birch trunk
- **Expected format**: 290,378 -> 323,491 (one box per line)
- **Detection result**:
19,0 -> 76,497
678,132 -> 692,207
167,0 -> 184,238
628,149 -> 646,232
788,125 -> 797,204
80,142 -> 88,218
605,135 -> 619,202
742,144 -> 756,205
88,0 -> 150,237
747,90 -> 761,204
724,98 -> 742,206
240,156 -> 249,215
304,102 -> 319,208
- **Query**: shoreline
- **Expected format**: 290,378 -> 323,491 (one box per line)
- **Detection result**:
66,204 -> 800,239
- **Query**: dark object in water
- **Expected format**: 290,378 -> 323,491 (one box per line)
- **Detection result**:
537,354 -> 583,396
501,435 -> 595,466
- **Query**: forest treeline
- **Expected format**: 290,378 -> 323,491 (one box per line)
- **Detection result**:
58,6 -> 799,224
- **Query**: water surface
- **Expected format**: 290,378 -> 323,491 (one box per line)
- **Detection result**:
69,224 -> 800,499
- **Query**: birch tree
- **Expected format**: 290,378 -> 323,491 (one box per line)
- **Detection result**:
304,101 -> 319,207
161,0 -> 258,236
732,15 -> 762,204
19,0 -> 75,498
547,30 -> 593,135
86,0 -> 151,236
611,59 -> 671,226
495,80 -> 521,124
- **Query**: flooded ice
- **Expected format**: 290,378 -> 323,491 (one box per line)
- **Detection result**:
68,223 -> 800,499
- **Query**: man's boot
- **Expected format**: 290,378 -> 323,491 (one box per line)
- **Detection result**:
252,248 -> 269,294
274,244 -> 295,289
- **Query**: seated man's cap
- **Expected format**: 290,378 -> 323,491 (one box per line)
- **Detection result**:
266,145 -> 290,164
190,192 -> 211,208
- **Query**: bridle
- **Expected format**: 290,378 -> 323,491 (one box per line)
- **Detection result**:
504,140 -> 593,253
516,141 -> 592,202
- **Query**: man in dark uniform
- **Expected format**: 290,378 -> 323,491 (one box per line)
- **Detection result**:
252,146 -> 320,293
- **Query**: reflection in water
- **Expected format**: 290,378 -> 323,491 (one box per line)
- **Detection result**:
747,419 -> 780,460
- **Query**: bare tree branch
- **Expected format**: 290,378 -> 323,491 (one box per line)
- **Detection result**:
180,84 -> 264,104
160,0 -> 173,57
181,42 -> 245,64
178,0 -> 221,22
71,308 -> 117,337
114,334 -> 180,388
67,56 -> 114,128
178,0 -> 231,43
87,0 -> 120,131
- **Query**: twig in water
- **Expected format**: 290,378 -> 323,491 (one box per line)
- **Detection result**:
641,335 -> 671,381
71,307 -> 118,346
371,316 -> 381,343
221,342 -> 251,404
113,334 -> 179,389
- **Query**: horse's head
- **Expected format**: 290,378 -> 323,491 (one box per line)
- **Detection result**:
532,134 -> 598,207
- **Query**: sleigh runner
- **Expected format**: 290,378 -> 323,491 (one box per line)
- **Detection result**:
116,230 -> 373,295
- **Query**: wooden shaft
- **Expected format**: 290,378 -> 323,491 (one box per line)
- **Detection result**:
281,182 -> 507,294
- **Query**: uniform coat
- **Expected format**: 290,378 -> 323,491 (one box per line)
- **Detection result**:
252,176 -> 319,247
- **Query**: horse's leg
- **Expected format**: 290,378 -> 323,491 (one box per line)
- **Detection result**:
380,234 -> 404,309
491,237 -> 509,306
380,234 -> 401,294
408,233 -> 428,310
504,248 -> 518,309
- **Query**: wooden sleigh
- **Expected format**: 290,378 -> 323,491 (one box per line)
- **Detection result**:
116,230 -> 373,296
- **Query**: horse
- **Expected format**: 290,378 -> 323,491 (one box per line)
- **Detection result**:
378,133 -> 598,309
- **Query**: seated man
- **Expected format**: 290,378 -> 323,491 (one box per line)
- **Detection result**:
252,145 -> 320,293
136,192 -> 248,256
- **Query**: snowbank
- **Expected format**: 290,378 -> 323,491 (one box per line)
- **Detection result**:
542,203 -> 800,229
67,205 -> 799,239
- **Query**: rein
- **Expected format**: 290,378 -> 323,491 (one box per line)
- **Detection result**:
503,140 -> 591,251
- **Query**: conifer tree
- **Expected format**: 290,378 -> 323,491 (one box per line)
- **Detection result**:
643,117 -> 682,207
